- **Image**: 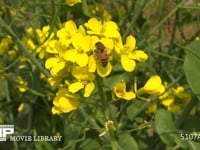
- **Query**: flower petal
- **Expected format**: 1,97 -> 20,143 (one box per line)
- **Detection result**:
113,81 -> 126,98
69,82 -> 84,93
123,91 -> 136,100
113,81 -> 135,100
76,53 -> 88,66
64,49 -> 77,62
161,98 -> 174,107
103,21 -> 120,38
72,66 -> 95,80
88,56 -> 96,72
85,18 -> 102,35
45,57 -> 58,69
64,20 -> 77,36
51,61 -> 65,76
125,35 -> 136,51
84,82 -> 95,97
121,55 -> 136,72
137,76 -> 165,95
129,50 -> 148,61
52,88 -> 80,114
97,62 -> 112,77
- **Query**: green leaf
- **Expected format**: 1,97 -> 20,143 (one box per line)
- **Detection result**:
126,100 -> 146,121
78,138 -> 100,150
118,133 -> 139,150
155,109 -> 180,146
183,41 -> 200,99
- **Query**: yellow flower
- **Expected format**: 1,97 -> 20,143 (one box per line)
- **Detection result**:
52,88 -> 80,114
66,0 -> 82,6
0,37 -> 13,55
45,57 -> 66,76
159,86 -> 196,115
64,33 -> 91,66
85,18 -> 120,38
88,4 -> 112,21
115,35 -> 148,72
57,20 -> 78,48
145,101 -> 157,115
36,25 -> 55,59
48,76 -> 63,89
113,81 -> 136,100
16,76 -> 28,93
137,75 -> 165,95
68,66 -> 95,97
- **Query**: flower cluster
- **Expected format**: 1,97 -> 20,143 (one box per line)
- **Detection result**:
145,85 -> 196,115
113,75 -> 165,101
31,18 -> 148,114
159,85 -> 196,115
0,17 -> 157,115
0,37 -> 18,60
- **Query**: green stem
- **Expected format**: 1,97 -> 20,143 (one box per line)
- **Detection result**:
0,17 -> 51,78
82,0 -> 94,18
110,134 -> 118,150
5,80 -> 19,150
122,0 -> 146,41
96,75 -> 109,119
79,106 -> 101,131
150,0 -> 186,35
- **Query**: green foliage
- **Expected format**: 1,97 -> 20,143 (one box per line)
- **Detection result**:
0,0 -> 200,149
184,40 -> 200,100
118,133 -> 139,150
155,109 -> 183,148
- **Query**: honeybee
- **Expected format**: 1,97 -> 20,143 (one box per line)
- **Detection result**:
95,42 -> 108,67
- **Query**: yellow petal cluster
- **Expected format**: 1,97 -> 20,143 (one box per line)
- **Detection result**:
159,86 -> 196,115
68,66 -> 95,97
113,81 -> 136,100
115,35 -> 148,72
52,88 -> 80,114
2,17 -> 150,115
66,0 -> 82,6
137,76 -> 165,96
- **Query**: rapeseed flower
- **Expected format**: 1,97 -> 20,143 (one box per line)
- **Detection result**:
0,37 -> 13,55
88,4 -> 112,21
52,88 -> 80,114
64,33 -> 91,66
16,76 -> 28,93
45,57 -> 66,77
136,75 -> 165,96
57,20 -> 78,48
159,86 -> 196,115
113,81 -> 136,100
115,35 -> 148,72
68,66 -> 95,97
85,18 -> 120,38
145,101 -> 157,115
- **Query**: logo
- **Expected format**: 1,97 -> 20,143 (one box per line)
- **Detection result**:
0,125 -> 14,141
0,124 -> 62,142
